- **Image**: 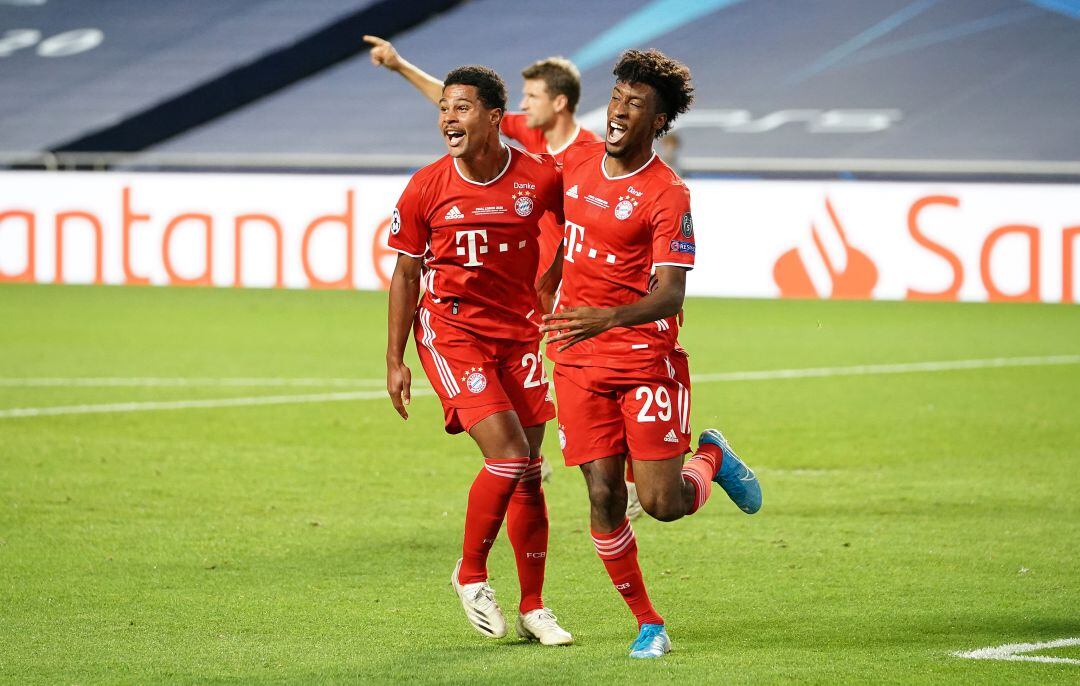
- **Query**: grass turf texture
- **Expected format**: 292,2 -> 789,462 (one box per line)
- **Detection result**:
1,284 -> 1078,684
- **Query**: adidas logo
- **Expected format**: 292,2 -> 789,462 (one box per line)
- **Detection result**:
663,429 -> 678,443
565,185 -> 579,199
444,205 -> 465,220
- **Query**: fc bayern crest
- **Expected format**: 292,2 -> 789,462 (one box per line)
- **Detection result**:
462,367 -> 487,394
514,195 -> 535,217
614,195 -> 638,221
558,427 -> 567,449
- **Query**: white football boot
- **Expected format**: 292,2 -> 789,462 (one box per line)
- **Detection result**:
540,454 -> 554,483
515,608 -> 574,646
625,480 -> 643,520
451,559 -> 507,638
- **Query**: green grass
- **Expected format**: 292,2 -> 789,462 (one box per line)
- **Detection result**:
1,284 -> 1078,684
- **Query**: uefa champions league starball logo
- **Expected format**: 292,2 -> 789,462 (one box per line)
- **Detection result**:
462,367 -> 487,394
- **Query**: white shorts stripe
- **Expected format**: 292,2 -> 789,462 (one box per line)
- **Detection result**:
419,309 -> 460,397
678,382 -> 689,433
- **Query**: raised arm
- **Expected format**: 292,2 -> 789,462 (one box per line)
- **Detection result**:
363,35 -> 444,105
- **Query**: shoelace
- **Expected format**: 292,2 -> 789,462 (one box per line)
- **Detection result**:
469,583 -> 498,610
530,609 -> 560,627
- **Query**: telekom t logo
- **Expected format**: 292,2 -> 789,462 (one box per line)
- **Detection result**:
455,229 -> 489,266
564,221 -> 586,263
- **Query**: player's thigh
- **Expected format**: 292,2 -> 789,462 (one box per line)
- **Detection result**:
551,364 -> 626,467
468,409 -> 530,459
412,310 -> 514,434
497,339 -> 556,434
619,364 -> 691,461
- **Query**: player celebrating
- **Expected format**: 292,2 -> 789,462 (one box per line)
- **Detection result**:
385,65 -> 572,646
363,36 -> 599,283
365,35 -> 627,495
539,50 -> 763,658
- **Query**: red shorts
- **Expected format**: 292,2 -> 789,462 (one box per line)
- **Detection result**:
414,307 -> 555,434
553,349 -> 692,466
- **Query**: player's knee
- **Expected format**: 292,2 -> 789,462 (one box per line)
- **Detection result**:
639,492 -> 685,522
586,480 -> 627,525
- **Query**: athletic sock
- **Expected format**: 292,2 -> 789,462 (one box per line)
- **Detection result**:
506,457 -> 547,613
681,443 -> 724,515
459,456 -> 530,585
591,518 -> 664,627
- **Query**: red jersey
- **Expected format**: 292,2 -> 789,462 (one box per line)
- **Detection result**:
548,141 -> 695,369
500,113 -> 600,163
389,145 -> 564,341
500,113 -> 600,278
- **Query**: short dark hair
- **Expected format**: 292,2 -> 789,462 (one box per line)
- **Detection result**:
613,49 -> 694,138
444,65 -> 507,111
521,57 -> 582,113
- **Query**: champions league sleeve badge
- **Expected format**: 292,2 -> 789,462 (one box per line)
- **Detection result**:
390,208 -> 401,235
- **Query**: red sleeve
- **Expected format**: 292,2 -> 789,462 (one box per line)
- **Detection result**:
387,175 -> 430,258
650,184 -> 695,270
500,113 -> 528,143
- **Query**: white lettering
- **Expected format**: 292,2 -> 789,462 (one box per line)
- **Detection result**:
455,229 -> 488,267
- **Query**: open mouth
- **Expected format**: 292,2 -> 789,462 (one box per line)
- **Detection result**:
445,129 -> 465,148
607,121 -> 627,145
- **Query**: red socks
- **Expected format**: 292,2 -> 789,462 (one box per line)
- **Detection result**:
506,457 -> 548,613
458,456 -> 530,584
592,518 -> 664,627
681,443 -> 723,515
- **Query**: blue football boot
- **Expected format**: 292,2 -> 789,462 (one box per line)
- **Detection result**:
699,428 -> 762,514
629,623 -> 671,658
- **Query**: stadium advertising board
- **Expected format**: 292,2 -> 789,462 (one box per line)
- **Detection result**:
0,172 -> 1077,303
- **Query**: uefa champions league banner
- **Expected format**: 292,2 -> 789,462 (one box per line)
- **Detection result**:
0,171 -> 1077,303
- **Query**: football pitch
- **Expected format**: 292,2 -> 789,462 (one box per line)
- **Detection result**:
1,284 -> 1078,684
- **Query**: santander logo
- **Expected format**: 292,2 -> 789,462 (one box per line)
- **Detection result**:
773,197 -> 878,299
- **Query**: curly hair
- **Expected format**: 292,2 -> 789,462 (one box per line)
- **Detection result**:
521,57 -> 582,113
613,49 -> 694,137
444,65 -> 507,111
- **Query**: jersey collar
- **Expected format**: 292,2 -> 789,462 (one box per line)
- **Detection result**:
452,144 -> 513,186
600,150 -> 657,181
546,125 -> 581,155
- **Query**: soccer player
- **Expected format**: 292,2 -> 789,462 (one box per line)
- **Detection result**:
385,65 -> 572,646
539,50 -> 763,658
363,36 -> 599,293
365,35 -> 633,501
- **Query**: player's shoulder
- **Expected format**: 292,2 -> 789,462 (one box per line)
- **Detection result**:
510,146 -> 561,182
645,155 -> 690,197
563,140 -> 605,169
411,154 -> 454,183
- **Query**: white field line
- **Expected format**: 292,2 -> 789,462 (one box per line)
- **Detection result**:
690,354 -> 1080,383
0,389 -> 434,419
0,354 -> 1077,420
953,637 -> 1080,665
0,377 -> 385,388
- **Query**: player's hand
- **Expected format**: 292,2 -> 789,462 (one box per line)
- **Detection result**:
386,361 -> 412,420
363,35 -> 402,71
540,306 -> 617,351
